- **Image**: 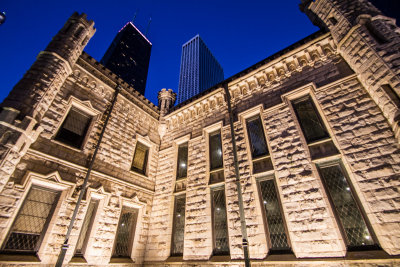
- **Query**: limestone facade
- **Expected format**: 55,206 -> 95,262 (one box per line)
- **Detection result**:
0,1 -> 399,266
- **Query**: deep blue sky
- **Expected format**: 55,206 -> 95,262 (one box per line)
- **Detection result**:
0,0 -> 318,106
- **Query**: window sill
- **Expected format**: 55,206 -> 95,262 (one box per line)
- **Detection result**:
109,256 -> 134,263
69,256 -> 87,263
51,139 -> 83,152
209,255 -> 231,262
0,253 -> 41,262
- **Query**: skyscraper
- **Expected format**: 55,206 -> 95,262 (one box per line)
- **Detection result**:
177,35 -> 224,104
101,21 -> 152,95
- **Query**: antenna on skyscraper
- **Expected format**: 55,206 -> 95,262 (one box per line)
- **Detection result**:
145,17 -> 152,36
132,9 -> 138,23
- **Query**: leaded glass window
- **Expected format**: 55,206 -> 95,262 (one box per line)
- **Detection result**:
292,96 -> 329,143
131,142 -> 149,175
259,178 -> 290,251
2,187 -> 60,252
209,131 -> 223,171
211,187 -> 229,255
318,162 -> 375,248
113,206 -> 138,257
246,116 -> 269,158
75,199 -> 99,256
171,194 -> 186,256
55,107 -> 92,148
176,143 -> 188,180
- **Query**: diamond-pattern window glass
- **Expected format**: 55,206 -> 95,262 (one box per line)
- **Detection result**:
209,131 -> 223,171
212,187 -> 229,255
318,163 -> 375,247
292,96 -> 329,143
113,206 -> 138,257
75,199 -> 99,255
176,143 -> 188,180
131,142 -> 149,175
259,179 -> 290,250
3,187 -> 60,252
55,107 -> 92,148
246,116 -> 269,158
171,194 -> 186,256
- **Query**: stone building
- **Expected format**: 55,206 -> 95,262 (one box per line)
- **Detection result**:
0,0 -> 399,266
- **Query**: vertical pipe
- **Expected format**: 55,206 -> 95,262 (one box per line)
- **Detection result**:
55,85 -> 121,267
223,83 -> 251,267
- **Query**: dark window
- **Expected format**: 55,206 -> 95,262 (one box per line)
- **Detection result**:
259,178 -> 290,251
55,107 -> 92,149
113,206 -> 138,257
2,187 -> 60,253
176,143 -> 188,180
211,187 -> 229,255
328,17 -> 338,25
292,96 -> 329,143
171,194 -> 186,256
209,131 -> 223,170
131,142 -> 149,175
318,162 -> 376,249
246,116 -> 269,158
75,199 -> 99,256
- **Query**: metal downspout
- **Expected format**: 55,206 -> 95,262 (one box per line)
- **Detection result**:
223,83 -> 251,267
55,85 -> 121,266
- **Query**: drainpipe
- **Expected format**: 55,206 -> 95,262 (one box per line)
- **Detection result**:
55,85 -> 121,267
223,83 -> 251,267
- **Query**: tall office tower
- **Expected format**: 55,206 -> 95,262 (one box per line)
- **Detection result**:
101,21 -> 152,95
177,35 -> 224,104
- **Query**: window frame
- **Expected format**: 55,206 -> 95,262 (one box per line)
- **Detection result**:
203,121 -> 225,185
210,185 -> 230,256
176,142 -> 189,180
130,141 -> 150,176
1,186 -> 61,254
256,175 -> 292,254
170,193 -> 186,256
112,205 -> 139,258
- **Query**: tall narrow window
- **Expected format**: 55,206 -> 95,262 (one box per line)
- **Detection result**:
292,96 -> 338,159
211,187 -> 229,255
75,199 -> 99,256
2,187 -> 60,253
318,162 -> 376,249
259,178 -> 290,252
55,107 -> 92,149
171,194 -> 186,256
209,131 -> 224,184
246,116 -> 273,173
131,142 -> 149,175
176,143 -> 188,180
113,206 -> 138,257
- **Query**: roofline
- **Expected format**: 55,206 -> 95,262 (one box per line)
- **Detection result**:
120,21 -> 152,45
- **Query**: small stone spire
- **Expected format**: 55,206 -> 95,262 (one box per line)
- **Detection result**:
158,88 -> 176,116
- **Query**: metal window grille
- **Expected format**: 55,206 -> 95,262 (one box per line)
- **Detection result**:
318,162 -> 375,248
75,199 -> 99,255
259,178 -> 290,250
2,187 -> 60,252
292,96 -> 329,143
211,187 -> 229,255
246,116 -> 269,158
171,194 -> 186,256
55,107 -> 92,148
176,143 -> 188,180
113,206 -> 138,257
209,131 -> 223,171
131,142 -> 149,175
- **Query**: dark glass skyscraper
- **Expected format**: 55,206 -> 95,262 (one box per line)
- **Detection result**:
178,35 -> 224,104
101,22 -> 152,95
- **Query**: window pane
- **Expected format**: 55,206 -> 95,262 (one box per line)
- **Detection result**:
209,131 -> 223,170
75,199 -> 99,255
131,142 -> 149,175
318,163 -> 374,247
171,194 -> 186,256
176,143 -> 188,180
55,107 -> 92,148
3,187 -> 59,252
259,179 -> 290,250
113,207 -> 138,257
246,116 -> 269,158
292,96 -> 329,143
212,187 -> 229,255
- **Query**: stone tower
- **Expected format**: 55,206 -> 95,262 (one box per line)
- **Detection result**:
300,0 -> 400,137
158,88 -> 176,117
0,12 -> 95,192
